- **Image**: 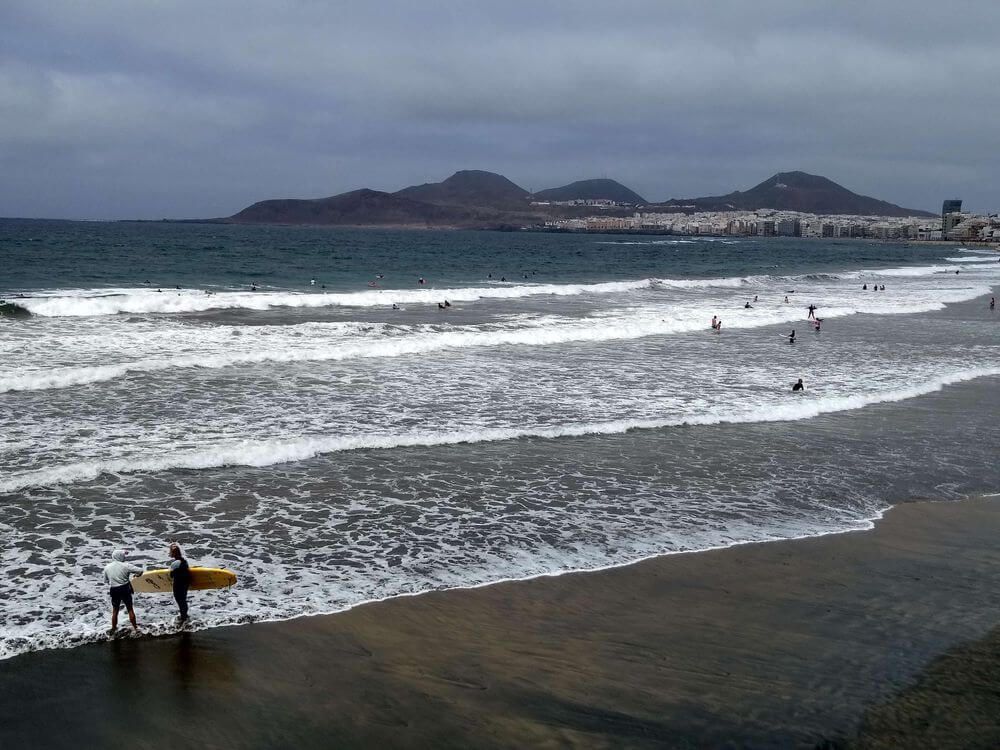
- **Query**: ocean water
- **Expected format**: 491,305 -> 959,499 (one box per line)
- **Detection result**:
2,219 -> 999,659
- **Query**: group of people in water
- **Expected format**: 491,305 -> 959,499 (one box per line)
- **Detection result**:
714,291 -> 832,391
101,544 -> 191,634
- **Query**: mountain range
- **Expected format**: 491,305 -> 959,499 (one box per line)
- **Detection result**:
227,170 -> 934,227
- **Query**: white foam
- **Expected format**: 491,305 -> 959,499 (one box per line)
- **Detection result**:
4,366 -> 998,494
13,279 -> 656,317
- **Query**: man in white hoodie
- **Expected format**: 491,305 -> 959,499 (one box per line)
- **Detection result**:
102,549 -> 144,633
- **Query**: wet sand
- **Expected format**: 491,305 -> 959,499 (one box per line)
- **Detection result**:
3,496 -> 1000,749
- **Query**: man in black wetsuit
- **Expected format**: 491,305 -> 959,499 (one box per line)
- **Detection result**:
168,543 -> 191,625
792,378 -> 804,391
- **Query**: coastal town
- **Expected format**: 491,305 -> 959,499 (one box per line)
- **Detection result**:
542,199 -> 1000,244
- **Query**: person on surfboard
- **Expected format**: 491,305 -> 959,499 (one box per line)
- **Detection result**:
168,543 -> 191,625
103,549 -> 144,634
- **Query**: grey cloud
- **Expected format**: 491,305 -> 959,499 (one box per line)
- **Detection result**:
1,0 -> 997,218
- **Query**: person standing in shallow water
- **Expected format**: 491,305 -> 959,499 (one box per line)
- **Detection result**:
168,543 -> 191,625
103,549 -> 144,633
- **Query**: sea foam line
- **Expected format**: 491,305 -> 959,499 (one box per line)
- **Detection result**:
2,288 -> 983,394
11,279 -> 658,317
4,366 -> 999,493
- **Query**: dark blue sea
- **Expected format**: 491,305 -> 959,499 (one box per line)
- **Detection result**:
2,219 -> 999,658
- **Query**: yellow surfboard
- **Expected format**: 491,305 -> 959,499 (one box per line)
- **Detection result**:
131,567 -> 237,593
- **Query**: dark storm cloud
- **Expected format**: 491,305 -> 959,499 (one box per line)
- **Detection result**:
1,0 -> 997,218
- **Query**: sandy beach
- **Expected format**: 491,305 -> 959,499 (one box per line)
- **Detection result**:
2,496 -> 999,748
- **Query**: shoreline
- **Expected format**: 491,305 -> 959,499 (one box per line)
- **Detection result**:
4,495 -> 1000,748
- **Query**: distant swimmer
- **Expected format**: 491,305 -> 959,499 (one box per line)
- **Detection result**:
250,283 -> 257,291
807,304 -> 817,319
501,276 -> 506,282
310,278 -> 316,285
990,296 -> 995,311
175,285 -> 182,290
792,378 -> 804,392
392,303 -> 400,310
956,270 -> 960,274
418,277 -> 426,285
862,283 -> 868,290
376,274 -> 384,279
813,318 -> 822,332
444,300 -> 451,307
744,302 -> 753,309
438,302 -> 446,309
143,280 -> 151,285
880,284 -> 885,291
714,318 -> 722,334
103,549 -> 144,634
783,295 -> 790,303
753,295 -> 758,302
788,329 -> 796,344
488,273 -> 492,278
711,315 -> 718,331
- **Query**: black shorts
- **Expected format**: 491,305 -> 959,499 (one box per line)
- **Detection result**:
110,583 -> 133,610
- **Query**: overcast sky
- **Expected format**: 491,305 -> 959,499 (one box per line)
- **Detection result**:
2,1 -> 998,219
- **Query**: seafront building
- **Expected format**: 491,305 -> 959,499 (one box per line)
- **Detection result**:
545,202 -> 1000,244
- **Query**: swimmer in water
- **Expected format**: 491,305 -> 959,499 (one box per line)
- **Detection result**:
392,303 -> 400,310
813,318 -> 822,332
753,295 -> 758,302
711,315 -> 717,331
744,301 -> 753,309
862,283 -> 868,290
310,278 -> 316,285
783,296 -> 790,303
418,277 -> 426,285
715,318 -> 722,334
990,297 -> 995,311
444,300 -> 451,307
788,329 -> 796,344
792,378 -> 804,392
438,302 -> 445,309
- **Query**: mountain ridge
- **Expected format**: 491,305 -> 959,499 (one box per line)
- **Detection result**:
659,171 -> 934,218
227,169 -> 934,226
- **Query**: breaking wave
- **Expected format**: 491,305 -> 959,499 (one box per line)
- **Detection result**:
4,366 -> 998,493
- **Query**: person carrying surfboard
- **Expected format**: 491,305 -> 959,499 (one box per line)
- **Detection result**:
168,543 -> 191,625
103,549 -> 144,634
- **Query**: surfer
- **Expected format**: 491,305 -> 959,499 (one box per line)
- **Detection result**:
438,302 -> 446,309
807,304 -> 817,319
744,301 -> 753,309
168,543 -> 191,625
444,300 -> 451,307
862,283 -> 868,290
990,297 -> 995,311
792,378 -> 804,392
753,295 -> 758,302
103,549 -> 144,634
392,303 -> 400,310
